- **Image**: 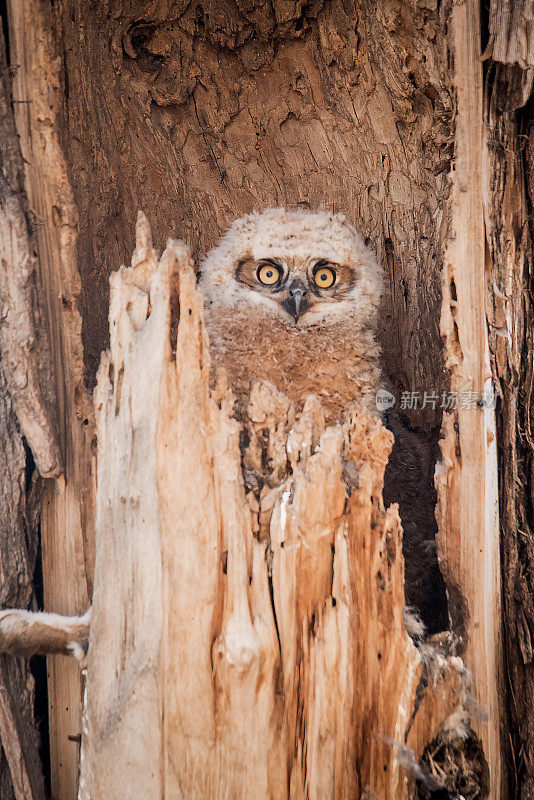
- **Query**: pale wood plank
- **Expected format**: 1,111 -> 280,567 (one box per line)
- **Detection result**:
436,2 -> 504,796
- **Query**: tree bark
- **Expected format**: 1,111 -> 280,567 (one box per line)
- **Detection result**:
2,0 -> 533,797
0,367 -> 46,800
484,3 -> 534,795
4,3 -> 96,797
0,18 -> 59,800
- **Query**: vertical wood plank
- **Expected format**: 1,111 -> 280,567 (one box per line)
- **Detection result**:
436,2 -> 504,795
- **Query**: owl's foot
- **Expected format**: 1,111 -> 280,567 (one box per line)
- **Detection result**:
0,606 -> 91,665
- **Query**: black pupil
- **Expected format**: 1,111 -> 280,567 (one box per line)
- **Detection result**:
266,270 -> 273,277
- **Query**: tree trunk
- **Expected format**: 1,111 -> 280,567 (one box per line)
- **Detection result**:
80,215 -> 469,800
0,0 -> 532,797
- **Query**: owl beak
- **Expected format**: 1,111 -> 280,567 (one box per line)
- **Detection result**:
292,289 -> 304,318
282,279 -> 310,322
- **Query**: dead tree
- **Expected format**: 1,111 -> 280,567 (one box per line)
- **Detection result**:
79,215 -> 469,800
0,0 -> 533,798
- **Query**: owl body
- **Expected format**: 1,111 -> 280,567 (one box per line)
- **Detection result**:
200,208 -> 382,423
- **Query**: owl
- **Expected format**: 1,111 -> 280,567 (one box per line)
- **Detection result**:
200,208 -> 383,423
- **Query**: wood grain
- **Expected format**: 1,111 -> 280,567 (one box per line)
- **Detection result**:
483,54 -> 534,800
485,0 -> 534,68
0,19 -> 54,800
80,214 -> 468,800
436,2 -> 503,796
7,1 -> 95,797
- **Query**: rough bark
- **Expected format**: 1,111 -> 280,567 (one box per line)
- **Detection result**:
0,18 -> 61,800
483,6 -> 534,794
0,26 -> 61,481
5,2 -> 96,797
485,0 -> 534,68
80,215 -> 469,800
0,365 -> 45,800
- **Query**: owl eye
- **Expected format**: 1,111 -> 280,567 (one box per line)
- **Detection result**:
313,266 -> 336,289
257,263 -> 282,286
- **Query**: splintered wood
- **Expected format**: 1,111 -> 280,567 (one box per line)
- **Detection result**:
436,3 -> 502,797
81,214 -> 467,800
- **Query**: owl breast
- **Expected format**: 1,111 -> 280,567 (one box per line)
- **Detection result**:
205,305 -> 380,424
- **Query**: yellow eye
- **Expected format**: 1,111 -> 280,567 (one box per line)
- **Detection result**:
257,264 -> 281,285
314,267 -> 336,288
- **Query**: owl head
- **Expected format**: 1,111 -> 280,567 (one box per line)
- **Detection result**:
200,208 -> 382,329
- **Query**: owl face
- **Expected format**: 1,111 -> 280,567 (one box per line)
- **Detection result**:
200,208 -> 382,329
235,254 -> 358,323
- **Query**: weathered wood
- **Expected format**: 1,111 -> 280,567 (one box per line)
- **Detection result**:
0,662 -> 41,800
7,1 -> 96,797
43,12 -> 454,631
37,0 -> 474,647
483,56 -> 534,798
485,0 -> 534,68
0,25 -> 61,480
436,3 -> 503,796
0,359 -> 46,800
0,187 -> 61,480
80,215 -> 468,800
43,13 -> 456,635
0,19 -> 57,800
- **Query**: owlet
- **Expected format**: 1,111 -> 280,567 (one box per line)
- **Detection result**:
200,208 -> 382,423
